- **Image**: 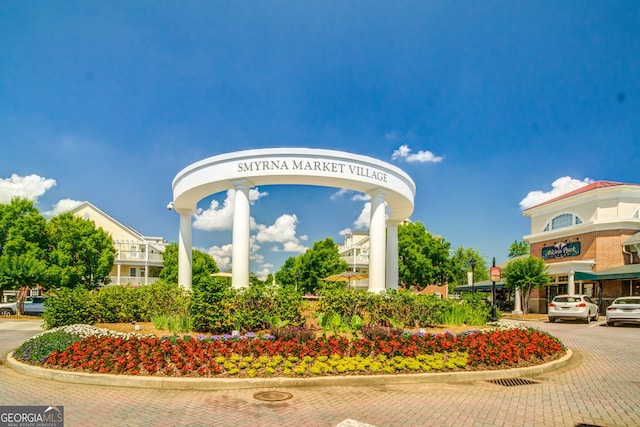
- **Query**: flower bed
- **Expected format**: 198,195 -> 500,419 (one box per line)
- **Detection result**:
14,324 -> 565,378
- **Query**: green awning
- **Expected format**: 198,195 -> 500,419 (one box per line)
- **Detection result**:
454,281 -> 505,293
574,264 -> 640,281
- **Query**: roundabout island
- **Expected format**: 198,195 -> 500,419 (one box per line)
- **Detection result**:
7,323 -> 572,391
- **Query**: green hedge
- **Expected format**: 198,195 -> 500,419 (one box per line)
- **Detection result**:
42,280 -> 494,332
315,287 -> 493,328
42,281 -> 190,329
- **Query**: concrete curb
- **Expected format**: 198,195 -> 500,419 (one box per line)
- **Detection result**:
6,349 -> 572,390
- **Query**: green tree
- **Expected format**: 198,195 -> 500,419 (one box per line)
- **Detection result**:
276,238 -> 347,294
298,238 -> 348,294
398,221 -> 454,290
449,246 -> 489,292
508,240 -> 530,258
46,213 -> 115,290
0,199 -> 49,303
159,243 -> 219,286
502,256 -> 550,314
275,256 -> 301,289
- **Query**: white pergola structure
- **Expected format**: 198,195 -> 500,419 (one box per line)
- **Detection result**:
171,148 -> 415,293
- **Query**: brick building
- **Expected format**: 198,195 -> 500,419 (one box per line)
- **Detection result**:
523,181 -> 640,314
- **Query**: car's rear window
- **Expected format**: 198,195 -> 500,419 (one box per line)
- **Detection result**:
614,298 -> 640,305
554,296 -> 581,303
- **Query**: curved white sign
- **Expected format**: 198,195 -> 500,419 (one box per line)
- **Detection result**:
172,148 -> 415,220
171,148 -> 416,292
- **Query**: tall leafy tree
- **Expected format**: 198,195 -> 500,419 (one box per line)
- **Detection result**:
398,221 -> 454,290
46,213 -> 115,290
276,238 -> 347,294
275,256 -> 301,289
0,198 -> 48,301
502,256 -> 550,314
298,238 -> 348,294
0,253 -> 48,304
508,240 -> 530,258
160,243 -> 219,286
449,246 -> 489,291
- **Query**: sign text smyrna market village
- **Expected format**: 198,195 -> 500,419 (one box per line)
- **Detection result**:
236,159 -> 389,183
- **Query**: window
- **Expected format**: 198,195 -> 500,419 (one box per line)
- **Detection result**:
543,213 -> 584,232
633,209 -> 640,219
130,267 -> 137,277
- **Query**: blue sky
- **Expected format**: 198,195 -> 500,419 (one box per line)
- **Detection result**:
1,1 -> 639,278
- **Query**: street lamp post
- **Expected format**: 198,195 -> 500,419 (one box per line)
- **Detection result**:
469,258 -> 476,294
491,257 -> 498,322
295,271 -> 300,292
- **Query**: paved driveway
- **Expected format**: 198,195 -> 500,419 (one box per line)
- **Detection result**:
0,318 -> 638,427
0,318 -> 44,362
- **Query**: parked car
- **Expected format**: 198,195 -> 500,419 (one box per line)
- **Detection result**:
548,295 -> 599,323
0,302 -> 17,316
606,296 -> 640,327
22,296 -> 46,316
0,297 -> 46,316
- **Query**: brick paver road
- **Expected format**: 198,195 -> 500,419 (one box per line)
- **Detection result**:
1,318 -> 638,426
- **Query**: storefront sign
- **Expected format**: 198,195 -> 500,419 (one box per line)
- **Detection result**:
542,241 -> 581,260
490,267 -> 501,282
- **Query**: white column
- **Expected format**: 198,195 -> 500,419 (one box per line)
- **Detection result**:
513,287 -> 523,315
385,220 -> 400,290
568,271 -> 575,295
368,191 -> 386,293
232,181 -> 251,288
177,209 -> 194,290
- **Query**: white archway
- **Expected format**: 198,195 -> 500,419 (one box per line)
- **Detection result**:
171,148 -> 416,292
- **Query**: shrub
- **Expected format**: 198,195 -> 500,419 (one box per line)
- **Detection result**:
190,280 -> 306,333
316,286 -> 373,320
152,313 -> 194,333
436,294 -> 491,326
139,280 -> 190,320
93,285 -> 143,323
190,278 -> 235,333
42,287 -> 96,328
43,281 -> 192,329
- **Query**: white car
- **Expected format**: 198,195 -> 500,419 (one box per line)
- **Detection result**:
606,296 -> 640,327
0,302 -> 17,316
548,295 -> 599,323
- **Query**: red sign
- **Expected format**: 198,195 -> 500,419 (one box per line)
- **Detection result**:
490,267 -> 501,282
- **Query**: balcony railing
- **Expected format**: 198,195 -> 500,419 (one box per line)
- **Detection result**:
115,252 -> 164,263
109,276 -> 160,286
340,255 -> 369,266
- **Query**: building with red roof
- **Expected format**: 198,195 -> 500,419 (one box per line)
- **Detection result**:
522,181 -> 640,314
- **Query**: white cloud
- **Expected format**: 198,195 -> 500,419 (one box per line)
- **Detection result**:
391,144 -> 443,163
330,188 -> 349,200
519,176 -> 595,210
279,241 -> 308,253
250,236 -> 265,265
255,213 -> 308,253
339,228 -> 352,236
193,187 -> 268,231
206,243 -> 233,272
353,201 -> 390,229
331,189 -> 370,201
255,214 -> 298,243
0,173 -> 56,204
354,202 -> 371,229
42,198 -> 82,217
254,266 -> 273,281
